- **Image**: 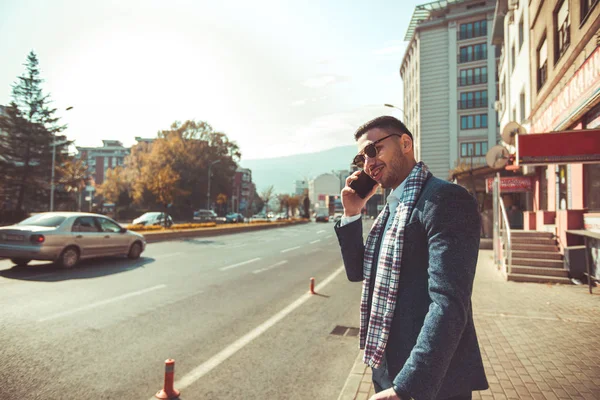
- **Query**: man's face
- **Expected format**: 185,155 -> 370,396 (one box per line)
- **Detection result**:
356,128 -> 411,189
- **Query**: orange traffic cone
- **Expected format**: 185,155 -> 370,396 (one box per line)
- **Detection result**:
155,359 -> 181,399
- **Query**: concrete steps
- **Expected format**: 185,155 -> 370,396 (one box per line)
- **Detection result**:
512,258 -> 564,268
504,230 -> 571,285
512,250 -> 563,260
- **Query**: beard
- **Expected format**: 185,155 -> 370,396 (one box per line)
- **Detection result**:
378,154 -> 407,189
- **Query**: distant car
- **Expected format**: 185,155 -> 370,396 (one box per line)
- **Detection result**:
225,213 -> 245,223
0,212 -> 146,268
193,209 -> 218,222
132,212 -> 173,227
315,214 -> 329,222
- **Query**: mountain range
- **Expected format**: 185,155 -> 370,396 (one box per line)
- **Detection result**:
240,145 -> 356,194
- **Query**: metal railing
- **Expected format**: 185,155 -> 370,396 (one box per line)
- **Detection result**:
499,196 -> 512,275
493,173 -> 512,276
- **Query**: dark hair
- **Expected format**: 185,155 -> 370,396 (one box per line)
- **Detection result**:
354,115 -> 413,142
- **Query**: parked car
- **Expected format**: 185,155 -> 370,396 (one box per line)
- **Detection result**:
225,213 -> 245,223
0,212 -> 146,268
132,212 -> 173,227
315,213 -> 329,222
193,209 -> 218,222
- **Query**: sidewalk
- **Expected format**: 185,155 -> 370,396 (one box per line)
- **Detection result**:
338,250 -> 600,400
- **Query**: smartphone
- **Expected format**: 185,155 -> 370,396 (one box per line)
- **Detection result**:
350,171 -> 378,199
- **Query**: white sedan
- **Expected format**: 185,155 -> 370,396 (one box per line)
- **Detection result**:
0,212 -> 146,268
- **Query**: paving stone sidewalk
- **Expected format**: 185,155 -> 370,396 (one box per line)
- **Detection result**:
338,250 -> 600,400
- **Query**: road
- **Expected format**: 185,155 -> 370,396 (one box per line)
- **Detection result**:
0,222 -> 363,400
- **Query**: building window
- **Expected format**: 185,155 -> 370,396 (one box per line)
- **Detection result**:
459,90 -> 488,109
518,17 -> 524,51
458,66 -> 487,86
458,19 -> 487,40
511,44 -> 516,72
519,91 -> 526,123
580,0 -> 599,25
460,141 -> 488,157
458,43 -> 487,63
460,114 -> 488,129
555,0 -> 570,63
537,36 -> 548,91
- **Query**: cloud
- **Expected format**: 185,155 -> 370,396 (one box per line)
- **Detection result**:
291,99 -> 307,106
302,74 -> 350,88
372,45 -> 405,55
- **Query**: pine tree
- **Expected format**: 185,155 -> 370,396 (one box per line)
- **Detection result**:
0,51 -> 68,213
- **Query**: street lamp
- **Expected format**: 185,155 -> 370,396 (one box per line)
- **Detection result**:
206,159 -> 221,210
50,106 -> 73,212
384,103 -> 408,121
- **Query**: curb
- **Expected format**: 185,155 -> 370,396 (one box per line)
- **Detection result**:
140,221 -> 310,243
337,350 -> 374,400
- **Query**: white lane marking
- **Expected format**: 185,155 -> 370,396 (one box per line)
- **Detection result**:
220,257 -> 262,271
253,260 -> 288,274
316,230 -> 326,234
228,243 -> 248,249
281,246 -> 301,253
310,239 -> 321,244
325,235 -> 333,239
162,266 -> 345,396
39,284 -> 166,322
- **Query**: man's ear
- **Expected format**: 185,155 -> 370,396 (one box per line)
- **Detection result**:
402,135 -> 412,152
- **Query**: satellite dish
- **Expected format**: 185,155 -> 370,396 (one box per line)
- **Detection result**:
501,121 -> 526,146
486,145 -> 510,169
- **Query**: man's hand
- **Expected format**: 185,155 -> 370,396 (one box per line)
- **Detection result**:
369,388 -> 401,400
341,171 -> 379,217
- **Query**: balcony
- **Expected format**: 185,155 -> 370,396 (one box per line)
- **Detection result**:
457,76 -> 488,86
458,53 -> 487,64
458,98 -> 488,109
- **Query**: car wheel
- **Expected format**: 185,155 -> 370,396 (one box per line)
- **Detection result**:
58,246 -> 80,269
11,258 -> 31,267
128,241 -> 143,259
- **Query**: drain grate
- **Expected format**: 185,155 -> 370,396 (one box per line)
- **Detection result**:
330,325 -> 359,337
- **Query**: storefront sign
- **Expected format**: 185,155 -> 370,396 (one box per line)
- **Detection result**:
485,176 -> 533,193
516,129 -> 600,165
532,47 -> 600,133
584,213 -> 600,233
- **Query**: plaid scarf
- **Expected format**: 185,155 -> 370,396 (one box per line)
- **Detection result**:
360,161 -> 431,368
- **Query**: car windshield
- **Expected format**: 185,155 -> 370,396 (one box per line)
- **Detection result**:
18,214 -> 67,227
139,212 -> 160,220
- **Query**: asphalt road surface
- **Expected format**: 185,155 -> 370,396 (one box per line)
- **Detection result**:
0,221 -> 365,400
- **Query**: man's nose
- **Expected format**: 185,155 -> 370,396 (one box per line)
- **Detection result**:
364,155 -> 377,172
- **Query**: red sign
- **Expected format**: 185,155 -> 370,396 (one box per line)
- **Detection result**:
485,177 -> 533,193
516,129 -> 600,165
532,47 -> 600,133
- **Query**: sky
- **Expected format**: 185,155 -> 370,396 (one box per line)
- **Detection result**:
0,0 -> 425,161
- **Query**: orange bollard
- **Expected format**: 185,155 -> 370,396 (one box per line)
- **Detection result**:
309,277 -> 315,294
155,359 -> 181,399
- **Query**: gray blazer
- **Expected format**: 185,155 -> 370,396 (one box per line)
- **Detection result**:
335,176 -> 488,400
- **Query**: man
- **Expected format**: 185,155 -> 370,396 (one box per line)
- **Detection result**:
335,116 -> 488,400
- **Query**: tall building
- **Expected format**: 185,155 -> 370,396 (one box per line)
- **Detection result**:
308,173 -> 341,213
401,0 -> 499,180
75,140 -> 130,185
293,180 -> 308,196
232,167 -> 255,216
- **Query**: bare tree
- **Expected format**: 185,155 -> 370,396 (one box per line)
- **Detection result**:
260,185 -> 275,216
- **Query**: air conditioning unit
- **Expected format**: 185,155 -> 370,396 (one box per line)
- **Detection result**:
494,100 -> 503,112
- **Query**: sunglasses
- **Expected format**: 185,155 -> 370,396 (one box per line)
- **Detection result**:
352,134 -> 400,168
